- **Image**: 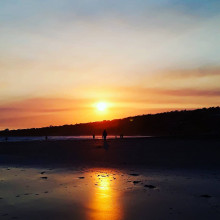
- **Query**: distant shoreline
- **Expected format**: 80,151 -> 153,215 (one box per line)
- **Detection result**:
0,134 -> 219,142
0,135 -> 152,143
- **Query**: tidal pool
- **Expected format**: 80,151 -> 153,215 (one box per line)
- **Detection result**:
0,166 -> 220,220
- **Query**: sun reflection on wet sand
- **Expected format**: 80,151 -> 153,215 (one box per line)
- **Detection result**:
1,167 -> 220,219
87,169 -> 123,220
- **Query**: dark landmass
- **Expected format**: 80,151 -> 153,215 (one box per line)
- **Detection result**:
1,107 -> 220,137
1,137 -> 220,169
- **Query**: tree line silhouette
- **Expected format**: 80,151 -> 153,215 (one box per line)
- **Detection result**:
1,107 -> 220,137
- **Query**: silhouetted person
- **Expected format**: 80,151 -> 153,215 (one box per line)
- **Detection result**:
120,134 -> 124,139
5,136 -> 8,142
45,136 -> 48,141
93,134 -> 95,139
102,129 -> 107,140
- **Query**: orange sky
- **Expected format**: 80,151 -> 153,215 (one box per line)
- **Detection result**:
0,0 -> 220,129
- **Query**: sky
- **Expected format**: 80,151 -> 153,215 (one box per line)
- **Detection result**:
0,0 -> 220,129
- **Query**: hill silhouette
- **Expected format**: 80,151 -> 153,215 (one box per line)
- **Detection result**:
1,107 -> 220,137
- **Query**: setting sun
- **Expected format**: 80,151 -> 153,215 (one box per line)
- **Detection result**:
97,102 -> 107,111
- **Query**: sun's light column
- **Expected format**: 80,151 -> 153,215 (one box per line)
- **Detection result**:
87,170 -> 123,220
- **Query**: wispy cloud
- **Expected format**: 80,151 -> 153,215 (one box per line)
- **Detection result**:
158,67 -> 220,79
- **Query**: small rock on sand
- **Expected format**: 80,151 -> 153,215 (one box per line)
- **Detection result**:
78,177 -> 85,179
129,174 -> 139,176
144,184 -> 156,189
24,193 -> 30,196
41,176 -> 48,179
133,181 -> 141,184
200,194 -> 212,198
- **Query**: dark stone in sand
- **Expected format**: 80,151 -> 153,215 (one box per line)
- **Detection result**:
200,194 -> 212,198
78,177 -> 85,179
144,184 -> 156,189
41,176 -> 48,179
44,191 -> 49,193
129,174 -> 139,176
41,171 -> 46,174
0,197 -> 3,199
2,214 -> 8,216
133,181 -> 141,184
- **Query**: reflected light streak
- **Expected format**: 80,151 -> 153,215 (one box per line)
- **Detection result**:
87,170 -> 122,220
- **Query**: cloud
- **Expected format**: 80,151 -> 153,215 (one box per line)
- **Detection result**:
154,88 -> 220,97
0,97 -> 92,114
90,85 -> 220,97
0,107 -> 71,113
158,67 -> 220,79
0,97 -> 92,129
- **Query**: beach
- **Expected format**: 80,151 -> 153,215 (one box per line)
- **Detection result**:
1,137 -> 220,219
0,137 -> 220,168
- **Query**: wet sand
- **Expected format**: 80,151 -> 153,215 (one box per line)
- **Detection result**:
0,166 -> 220,220
0,137 -> 220,219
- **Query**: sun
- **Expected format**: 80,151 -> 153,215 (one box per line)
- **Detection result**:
97,102 -> 107,111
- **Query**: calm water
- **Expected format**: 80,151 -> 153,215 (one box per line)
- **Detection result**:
0,136 -> 150,142
0,166 -> 220,220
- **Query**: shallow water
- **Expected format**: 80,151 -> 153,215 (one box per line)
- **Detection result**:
0,166 -> 220,220
0,136 -> 150,142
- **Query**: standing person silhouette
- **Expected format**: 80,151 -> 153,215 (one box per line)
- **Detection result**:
102,129 -> 107,140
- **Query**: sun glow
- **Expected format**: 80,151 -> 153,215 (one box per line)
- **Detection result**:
96,102 -> 107,111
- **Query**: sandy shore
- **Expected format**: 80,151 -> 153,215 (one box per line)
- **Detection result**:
0,137 -> 220,168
